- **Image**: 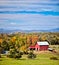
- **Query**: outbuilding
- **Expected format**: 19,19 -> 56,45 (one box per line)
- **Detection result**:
29,41 -> 49,51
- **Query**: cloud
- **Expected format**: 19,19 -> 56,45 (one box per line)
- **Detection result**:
0,0 -> 59,30
0,0 -> 58,16
10,22 -> 17,25
0,14 -> 59,30
0,0 -> 59,12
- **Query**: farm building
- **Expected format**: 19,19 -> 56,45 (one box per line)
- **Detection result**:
29,41 -> 49,51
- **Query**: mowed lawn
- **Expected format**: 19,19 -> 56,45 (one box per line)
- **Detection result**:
0,51 -> 59,65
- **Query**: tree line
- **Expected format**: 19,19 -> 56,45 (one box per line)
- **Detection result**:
0,32 -> 59,52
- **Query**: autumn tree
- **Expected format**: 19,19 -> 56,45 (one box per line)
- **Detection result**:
1,40 -> 9,51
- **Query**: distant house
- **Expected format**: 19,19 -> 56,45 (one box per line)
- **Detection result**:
29,41 -> 49,51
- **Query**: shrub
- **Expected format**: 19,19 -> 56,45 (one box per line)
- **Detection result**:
14,53 -> 22,59
8,49 -> 15,58
8,48 -> 22,59
19,51 -> 23,55
23,51 -> 29,55
27,51 -> 36,59
50,56 -> 58,60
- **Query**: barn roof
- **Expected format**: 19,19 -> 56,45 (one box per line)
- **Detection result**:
37,41 -> 49,45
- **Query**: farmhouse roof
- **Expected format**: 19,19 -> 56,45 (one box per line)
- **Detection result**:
37,41 -> 49,45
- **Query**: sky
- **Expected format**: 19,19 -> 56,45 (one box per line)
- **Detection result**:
0,0 -> 59,30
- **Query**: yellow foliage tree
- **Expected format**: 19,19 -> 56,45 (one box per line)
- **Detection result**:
0,39 -> 3,43
20,45 -> 26,51
11,36 -> 16,43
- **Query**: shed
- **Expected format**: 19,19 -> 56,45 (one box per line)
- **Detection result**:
29,45 -> 35,50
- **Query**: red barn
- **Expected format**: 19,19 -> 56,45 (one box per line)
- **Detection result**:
29,41 -> 49,51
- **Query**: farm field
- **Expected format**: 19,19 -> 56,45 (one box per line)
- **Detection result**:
0,51 -> 59,65
0,0 -> 59,65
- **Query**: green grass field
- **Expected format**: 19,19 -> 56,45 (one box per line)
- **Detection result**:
0,51 -> 59,65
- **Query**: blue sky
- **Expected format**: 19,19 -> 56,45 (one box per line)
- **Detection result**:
0,0 -> 59,30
